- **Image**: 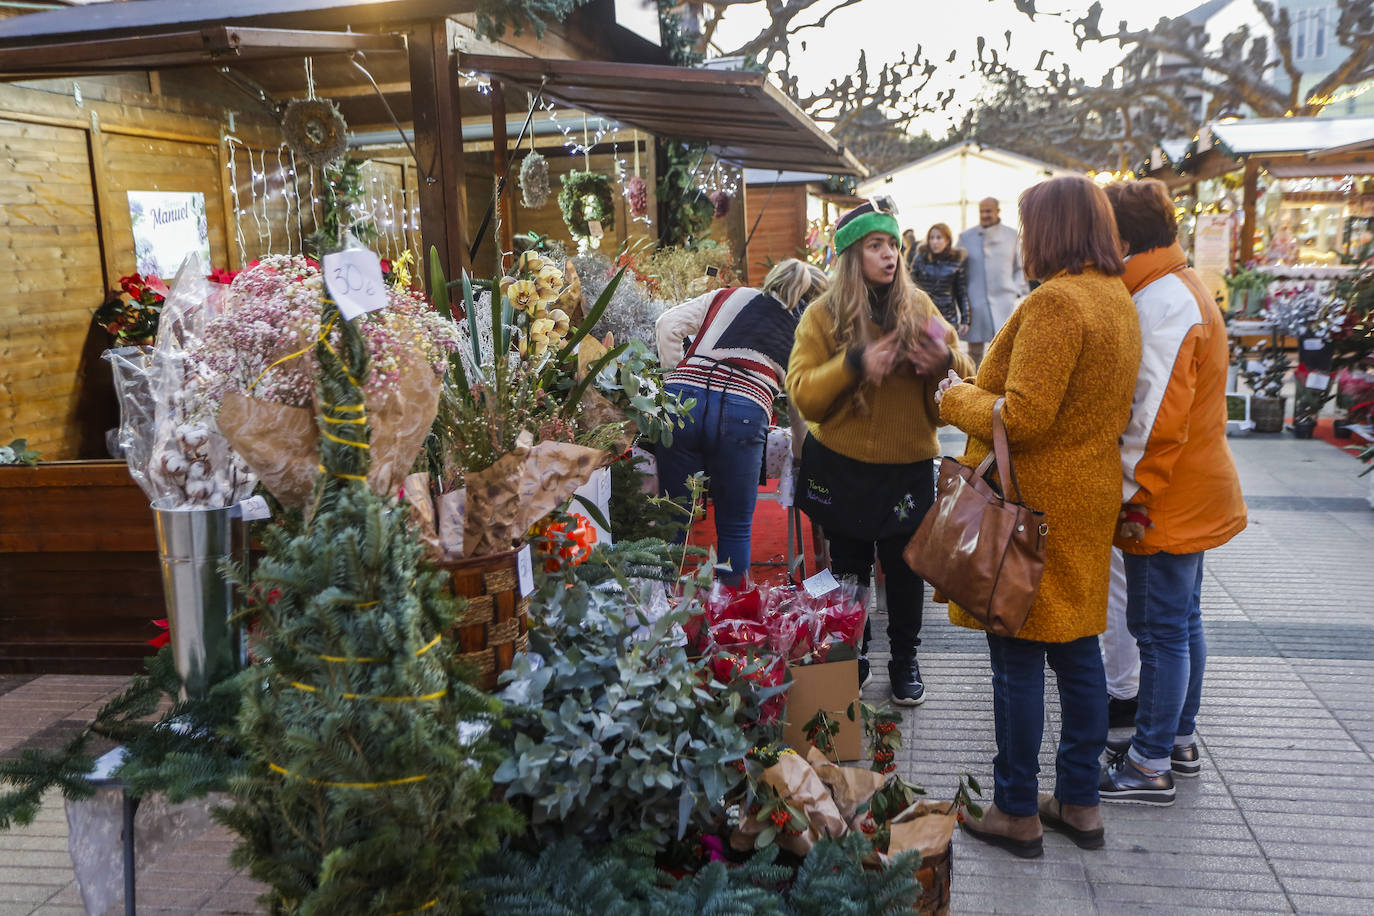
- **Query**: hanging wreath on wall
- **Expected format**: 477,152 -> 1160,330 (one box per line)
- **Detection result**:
519,151 -> 551,209
282,98 -> 348,168
558,170 -> 615,238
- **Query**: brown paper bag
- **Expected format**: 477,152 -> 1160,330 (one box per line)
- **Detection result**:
805,746 -> 886,823
764,752 -> 849,855
885,800 -> 957,861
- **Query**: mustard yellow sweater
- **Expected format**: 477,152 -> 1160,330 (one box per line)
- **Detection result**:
787,298 -> 975,465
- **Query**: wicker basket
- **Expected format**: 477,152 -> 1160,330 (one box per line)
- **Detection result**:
1250,396 -> 1285,434
439,546 -> 529,690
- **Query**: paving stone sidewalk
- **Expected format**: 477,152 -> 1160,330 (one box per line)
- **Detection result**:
2,431 -> 1371,914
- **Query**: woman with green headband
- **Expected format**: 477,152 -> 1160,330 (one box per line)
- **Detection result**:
788,201 -> 975,705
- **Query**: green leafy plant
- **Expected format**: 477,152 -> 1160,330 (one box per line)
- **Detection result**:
656,142 -> 715,248
0,438 -> 40,466
491,555 -> 782,847
559,170 -> 616,240
585,338 -> 693,446
473,0 -> 594,39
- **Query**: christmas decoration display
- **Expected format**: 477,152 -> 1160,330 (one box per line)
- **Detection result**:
625,174 -> 649,219
558,170 -> 615,241
710,189 -> 732,219
519,150 -> 551,209
94,273 -> 168,344
281,98 -> 348,169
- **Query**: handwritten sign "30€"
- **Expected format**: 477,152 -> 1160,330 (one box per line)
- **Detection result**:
323,248 -> 388,320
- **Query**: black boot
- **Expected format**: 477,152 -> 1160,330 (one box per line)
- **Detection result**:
889,655 -> 925,707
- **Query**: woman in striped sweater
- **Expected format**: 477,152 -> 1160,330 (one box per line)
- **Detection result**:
654,259 -> 828,585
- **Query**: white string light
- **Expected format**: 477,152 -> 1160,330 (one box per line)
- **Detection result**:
224,134 -> 248,266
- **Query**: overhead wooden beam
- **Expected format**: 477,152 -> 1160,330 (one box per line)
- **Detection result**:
407,18 -> 467,298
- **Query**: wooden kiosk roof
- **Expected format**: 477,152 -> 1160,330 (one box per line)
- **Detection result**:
458,53 -> 868,176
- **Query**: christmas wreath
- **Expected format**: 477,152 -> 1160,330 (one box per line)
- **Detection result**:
282,98 -> 348,168
558,170 -> 615,238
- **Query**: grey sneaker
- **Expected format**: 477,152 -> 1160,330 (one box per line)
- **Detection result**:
1106,737 -> 1201,778
1099,754 -> 1175,806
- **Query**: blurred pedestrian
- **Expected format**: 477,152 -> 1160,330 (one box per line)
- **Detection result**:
790,201 -> 974,703
938,176 -> 1140,857
1099,179 -> 1246,805
909,222 -> 970,336
959,197 -> 1027,366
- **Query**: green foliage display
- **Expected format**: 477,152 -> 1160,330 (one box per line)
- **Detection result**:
491,564 -> 779,847
474,0 -> 594,39
656,142 -> 715,248
587,338 -> 693,447
216,298 -> 517,914
0,648 -> 241,829
608,455 -> 692,545
468,833 -> 921,915
559,170 -> 616,239
306,158 -> 378,258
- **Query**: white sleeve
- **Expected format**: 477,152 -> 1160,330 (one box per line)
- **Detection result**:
654,292 -> 714,369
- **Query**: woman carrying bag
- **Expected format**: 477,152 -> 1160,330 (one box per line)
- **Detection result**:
933,176 -> 1140,857
789,201 -> 974,705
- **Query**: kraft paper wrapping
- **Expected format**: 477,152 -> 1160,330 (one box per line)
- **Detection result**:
217,359 -> 441,507
805,746 -> 886,823
461,431 -> 615,557
577,386 -> 636,455
731,752 -> 849,857
885,800 -> 957,862
402,472 -> 442,560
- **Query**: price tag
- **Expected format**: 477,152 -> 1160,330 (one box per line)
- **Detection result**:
1246,360 -> 1266,375
238,495 -> 271,521
1302,338 -> 1326,351
516,544 -> 535,597
587,219 -> 604,239
1305,371 -> 1331,390
802,568 -> 841,598
323,248 -> 387,320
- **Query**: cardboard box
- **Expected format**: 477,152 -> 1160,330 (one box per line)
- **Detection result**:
783,658 -> 862,762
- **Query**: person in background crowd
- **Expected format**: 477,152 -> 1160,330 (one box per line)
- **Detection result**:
959,197 -> 1027,365
901,228 -> 919,260
789,201 -> 974,705
909,222 -> 970,337
1100,179 -> 1246,806
654,260 -> 827,586
937,176 -> 1140,858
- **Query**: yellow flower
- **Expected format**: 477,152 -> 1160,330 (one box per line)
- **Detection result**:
535,265 -> 564,300
508,279 -> 539,314
516,251 -> 545,274
530,317 -> 556,339
548,308 -> 571,336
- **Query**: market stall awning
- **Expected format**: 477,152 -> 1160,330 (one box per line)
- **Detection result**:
1211,116 -> 1374,158
457,54 -> 867,177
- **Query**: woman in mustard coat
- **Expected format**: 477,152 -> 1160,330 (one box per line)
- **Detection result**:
935,176 -> 1141,858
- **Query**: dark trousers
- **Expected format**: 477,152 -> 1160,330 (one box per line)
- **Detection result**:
985,633 -> 1108,816
828,532 -> 925,658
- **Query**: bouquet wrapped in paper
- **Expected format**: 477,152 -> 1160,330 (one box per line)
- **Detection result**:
185,253 -> 458,506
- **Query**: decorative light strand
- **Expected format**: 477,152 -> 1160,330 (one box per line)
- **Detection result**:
224,134 -> 248,266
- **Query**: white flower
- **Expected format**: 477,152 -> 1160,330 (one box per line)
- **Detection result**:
0,447 -> 16,465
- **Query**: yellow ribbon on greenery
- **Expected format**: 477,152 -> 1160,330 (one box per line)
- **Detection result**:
267,762 -> 428,789
286,680 -> 447,703
316,634 -> 442,664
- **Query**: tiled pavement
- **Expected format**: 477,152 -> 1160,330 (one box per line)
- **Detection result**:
2,430 -> 1372,914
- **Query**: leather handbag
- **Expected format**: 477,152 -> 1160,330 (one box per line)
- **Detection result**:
902,398 -> 1047,637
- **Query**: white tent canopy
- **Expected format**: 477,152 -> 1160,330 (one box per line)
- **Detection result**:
857,142 -> 1075,237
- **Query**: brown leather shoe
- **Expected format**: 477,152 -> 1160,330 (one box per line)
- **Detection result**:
1037,794 -> 1105,849
959,802 -> 1044,858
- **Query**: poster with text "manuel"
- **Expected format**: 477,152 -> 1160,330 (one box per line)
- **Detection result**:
128,191 -> 211,280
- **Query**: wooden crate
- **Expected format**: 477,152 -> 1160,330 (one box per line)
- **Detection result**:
0,460 -> 161,674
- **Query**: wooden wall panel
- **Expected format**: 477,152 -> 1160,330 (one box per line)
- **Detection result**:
225,143 -> 316,265
100,132 -> 229,277
0,119 -> 105,459
744,184 -> 808,282
359,158 -> 422,268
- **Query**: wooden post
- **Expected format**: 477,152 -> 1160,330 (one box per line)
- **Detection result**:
408,18 -> 468,297
1240,159 -> 1259,265
490,78 -> 514,272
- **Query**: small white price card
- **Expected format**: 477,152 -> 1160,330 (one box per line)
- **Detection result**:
587,219 -> 604,239
238,495 -> 271,521
802,568 -> 841,598
516,544 -> 536,597
1246,359 -> 1266,375
1302,338 -> 1326,351
323,248 -> 387,320
1305,371 -> 1331,390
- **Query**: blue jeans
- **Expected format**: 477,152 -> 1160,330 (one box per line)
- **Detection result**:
657,384 -> 768,585
1124,551 -> 1207,769
986,633 -> 1108,816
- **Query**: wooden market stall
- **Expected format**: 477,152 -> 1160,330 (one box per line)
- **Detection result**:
0,1 -> 864,672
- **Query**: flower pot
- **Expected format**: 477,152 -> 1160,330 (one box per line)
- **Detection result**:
438,546 -> 530,690
1334,420 -> 1354,439
1291,418 -> 1317,439
914,838 -> 953,916
1250,397 -> 1285,434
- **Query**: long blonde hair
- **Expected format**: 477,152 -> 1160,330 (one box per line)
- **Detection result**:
814,236 -> 939,354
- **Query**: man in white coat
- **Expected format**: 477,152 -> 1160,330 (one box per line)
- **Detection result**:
958,197 -> 1027,365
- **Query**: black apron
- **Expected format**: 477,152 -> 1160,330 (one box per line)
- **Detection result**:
794,434 -> 935,542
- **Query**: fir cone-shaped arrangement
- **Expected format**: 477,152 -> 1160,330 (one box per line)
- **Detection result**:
710,190 -> 732,220
625,175 -> 648,219
520,151 -> 551,209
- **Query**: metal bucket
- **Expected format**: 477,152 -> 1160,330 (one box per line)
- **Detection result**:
151,499 -> 240,698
